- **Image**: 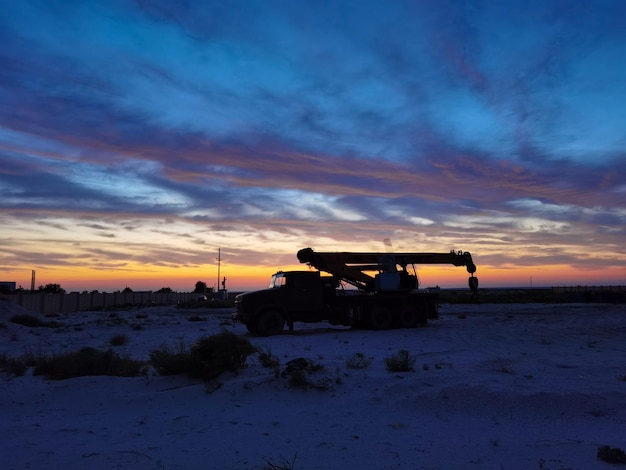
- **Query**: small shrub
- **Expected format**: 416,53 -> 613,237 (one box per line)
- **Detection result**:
257,346 -> 280,369
10,314 -> 64,328
149,339 -> 191,375
384,349 -> 416,372
287,370 -> 310,390
308,362 -> 325,373
33,347 -> 143,380
189,330 -> 256,380
282,358 -> 324,375
597,446 -> 626,464
21,345 -> 48,367
255,454 -> 298,470
204,380 -> 223,394
10,314 -> 39,327
286,369 -> 335,392
109,334 -> 129,346
346,352 -> 372,369
281,358 -> 331,391
0,353 -> 28,377
333,366 -> 344,385
150,331 -> 255,380
186,315 -> 207,322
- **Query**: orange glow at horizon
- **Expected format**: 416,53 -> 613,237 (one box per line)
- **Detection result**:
4,262 -> 623,293
3,263 -> 305,293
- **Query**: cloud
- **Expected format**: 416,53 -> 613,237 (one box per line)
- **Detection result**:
1,0 -> 625,288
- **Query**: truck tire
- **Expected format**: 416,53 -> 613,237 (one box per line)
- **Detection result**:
245,320 -> 259,335
368,305 -> 393,330
256,310 -> 285,336
397,305 -> 419,328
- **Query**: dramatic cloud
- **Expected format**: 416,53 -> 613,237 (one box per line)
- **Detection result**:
1,0 -> 624,290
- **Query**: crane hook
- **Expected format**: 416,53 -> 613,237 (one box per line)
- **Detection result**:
468,274 -> 479,297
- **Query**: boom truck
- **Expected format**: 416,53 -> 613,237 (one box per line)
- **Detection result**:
234,247 -> 478,336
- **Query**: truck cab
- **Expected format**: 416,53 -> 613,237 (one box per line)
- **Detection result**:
234,271 -> 333,335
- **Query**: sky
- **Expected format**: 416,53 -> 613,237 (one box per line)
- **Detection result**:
1,0 -> 625,293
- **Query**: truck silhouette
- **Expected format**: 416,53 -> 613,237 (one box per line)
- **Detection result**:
234,247 -> 477,336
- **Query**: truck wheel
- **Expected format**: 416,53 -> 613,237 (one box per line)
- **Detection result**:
245,321 -> 259,335
397,306 -> 419,328
256,310 -> 285,336
368,305 -> 393,330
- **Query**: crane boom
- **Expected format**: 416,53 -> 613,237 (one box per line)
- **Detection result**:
297,247 -> 478,293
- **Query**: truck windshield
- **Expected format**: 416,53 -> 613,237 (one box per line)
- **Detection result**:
268,273 -> 286,288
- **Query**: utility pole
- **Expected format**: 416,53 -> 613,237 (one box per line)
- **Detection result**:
216,248 -> 221,295
31,270 -> 35,292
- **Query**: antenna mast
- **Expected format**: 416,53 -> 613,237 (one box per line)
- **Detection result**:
216,248 -> 221,294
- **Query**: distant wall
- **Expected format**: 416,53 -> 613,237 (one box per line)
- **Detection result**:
552,285 -> 626,293
552,285 -> 626,303
4,291 -> 202,315
435,286 -> 626,304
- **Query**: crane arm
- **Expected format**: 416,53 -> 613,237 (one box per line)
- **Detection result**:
297,248 -> 476,272
297,247 -> 478,294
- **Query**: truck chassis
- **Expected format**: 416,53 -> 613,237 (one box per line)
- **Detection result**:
235,247 -> 477,336
237,286 -> 438,336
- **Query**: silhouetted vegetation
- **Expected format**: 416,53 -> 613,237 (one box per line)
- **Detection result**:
186,315 -> 207,322
10,314 -> 64,328
33,347 -> 144,380
194,281 -> 208,293
38,283 -> 65,294
150,331 -> 255,381
109,334 -> 129,346
149,339 -> 190,376
597,446 -> 626,464
346,352 -> 372,369
280,358 -> 331,391
189,331 -> 256,380
0,352 -> 28,377
384,349 -> 416,372
257,346 -> 280,369
255,454 -> 298,470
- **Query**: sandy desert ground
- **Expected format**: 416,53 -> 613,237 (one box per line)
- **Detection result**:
1,299 -> 626,469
